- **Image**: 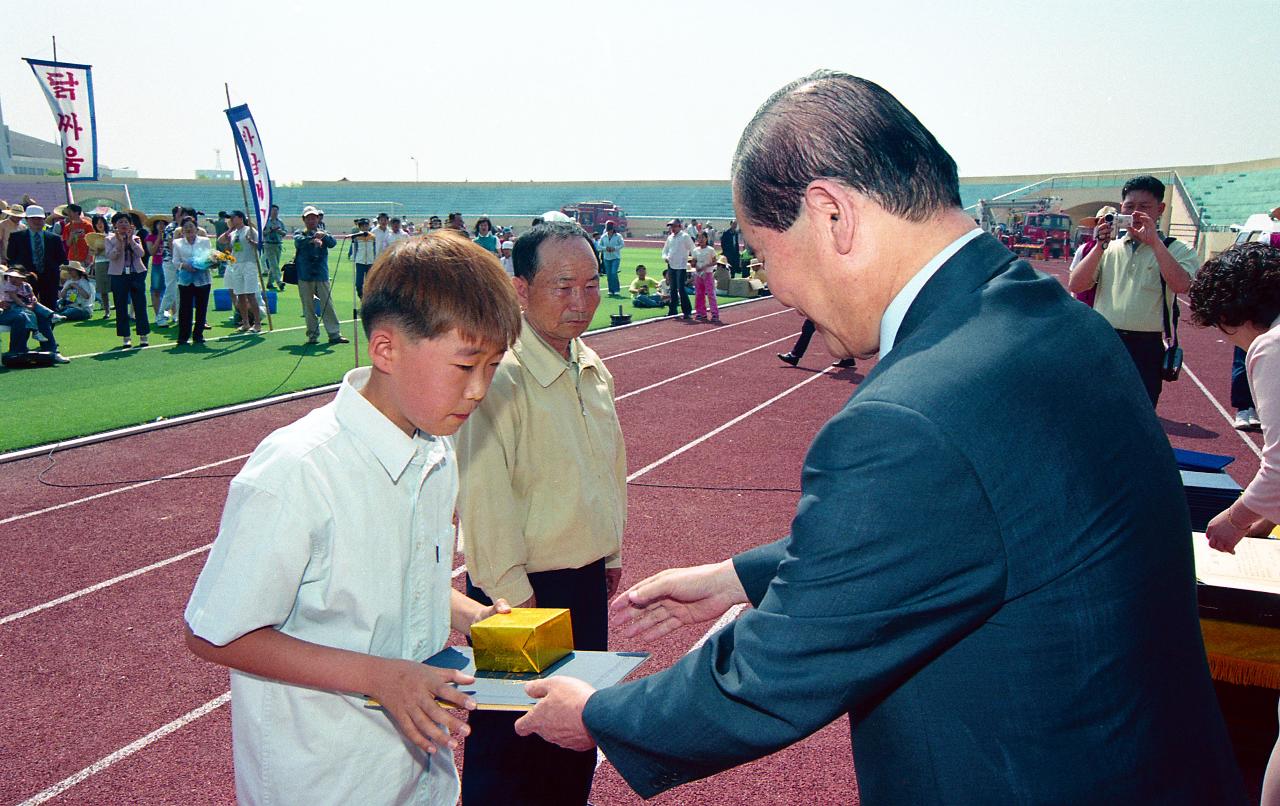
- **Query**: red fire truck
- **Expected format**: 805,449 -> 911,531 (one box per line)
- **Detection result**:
1014,211 -> 1073,259
561,201 -> 628,235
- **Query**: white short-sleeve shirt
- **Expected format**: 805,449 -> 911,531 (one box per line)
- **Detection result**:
185,367 -> 460,806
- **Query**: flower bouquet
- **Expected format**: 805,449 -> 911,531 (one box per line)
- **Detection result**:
208,250 -> 237,277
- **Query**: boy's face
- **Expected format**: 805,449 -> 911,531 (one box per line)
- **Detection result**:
375,327 -> 506,436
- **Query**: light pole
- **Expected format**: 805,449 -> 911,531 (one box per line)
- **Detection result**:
410,156 -> 419,183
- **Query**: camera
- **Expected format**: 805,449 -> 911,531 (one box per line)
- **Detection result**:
1104,213 -> 1134,231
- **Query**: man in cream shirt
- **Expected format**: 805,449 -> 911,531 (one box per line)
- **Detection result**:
455,220 -> 625,806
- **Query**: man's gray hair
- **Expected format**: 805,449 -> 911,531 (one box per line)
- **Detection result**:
731,70 -> 961,232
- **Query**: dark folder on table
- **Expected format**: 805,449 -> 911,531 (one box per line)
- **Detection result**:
1181,469 -> 1243,531
1173,448 -> 1234,473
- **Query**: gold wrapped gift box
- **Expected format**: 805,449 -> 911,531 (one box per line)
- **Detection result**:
472,608 -> 574,673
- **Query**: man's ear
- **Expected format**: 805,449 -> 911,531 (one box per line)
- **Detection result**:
803,180 -> 856,256
366,326 -> 396,373
512,276 -> 531,310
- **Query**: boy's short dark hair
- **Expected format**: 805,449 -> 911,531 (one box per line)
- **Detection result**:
66,203 -> 82,214
1122,175 -> 1166,202
635,264 -> 647,272
362,231 -> 521,349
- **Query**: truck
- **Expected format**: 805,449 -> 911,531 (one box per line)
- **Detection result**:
1013,211 -> 1073,259
560,201 -> 628,235
976,196 -> 1071,258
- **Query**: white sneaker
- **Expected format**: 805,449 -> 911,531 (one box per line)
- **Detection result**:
1234,407 -> 1261,432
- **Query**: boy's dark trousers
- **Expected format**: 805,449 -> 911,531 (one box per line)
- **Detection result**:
667,268 -> 691,316
463,559 -> 608,806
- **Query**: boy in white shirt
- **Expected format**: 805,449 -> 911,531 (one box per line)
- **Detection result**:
184,232 -> 523,805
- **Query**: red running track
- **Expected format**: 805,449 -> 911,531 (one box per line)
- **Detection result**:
0,265 -> 1265,804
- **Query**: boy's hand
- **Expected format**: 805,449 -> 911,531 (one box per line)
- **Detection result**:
371,658 -> 477,755
470,598 -> 512,632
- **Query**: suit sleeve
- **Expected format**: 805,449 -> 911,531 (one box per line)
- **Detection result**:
583,401 -> 1007,798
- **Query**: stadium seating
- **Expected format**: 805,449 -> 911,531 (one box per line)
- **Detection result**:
4,168 -> 1277,231
1182,169 -> 1280,229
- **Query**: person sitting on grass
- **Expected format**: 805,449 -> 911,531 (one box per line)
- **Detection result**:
55,261 -> 94,321
657,268 -> 673,306
630,264 -> 663,308
0,267 -> 68,362
183,232 -> 523,805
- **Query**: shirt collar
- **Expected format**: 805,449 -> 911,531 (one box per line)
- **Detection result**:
513,317 -> 598,388
334,367 -> 444,483
878,228 -> 982,359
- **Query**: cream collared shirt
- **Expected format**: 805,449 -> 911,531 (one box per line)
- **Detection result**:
456,320 -> 626,605
185,367 -> 460,806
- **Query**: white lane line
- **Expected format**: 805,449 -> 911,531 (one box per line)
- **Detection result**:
18,693 -> 232,806
1182,362 -> 1263,460
687,604 -> 750,653
600,307 -> 792,361
615,334 -> 796,402
627,367 -> 833,483
1,341 -> 819,631
0,543 -> 213,627
65,318 -> 359,360
12,361 -> 835,802
0,453 -> 251,527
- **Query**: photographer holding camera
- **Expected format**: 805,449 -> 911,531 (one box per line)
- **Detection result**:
1067,175 -> 1199,406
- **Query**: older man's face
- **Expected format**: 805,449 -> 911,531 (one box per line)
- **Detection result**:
735,192 -> 877,360
303,214 -> 320,230
517,237 -> 600,346
27,216 -> 45,232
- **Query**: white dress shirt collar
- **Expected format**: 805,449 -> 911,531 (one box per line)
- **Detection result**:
334,367 -> 444,483
878,228 -> 982,358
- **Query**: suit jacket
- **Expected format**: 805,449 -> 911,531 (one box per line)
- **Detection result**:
6,228 -> 67,307
583,234 -> 1245,804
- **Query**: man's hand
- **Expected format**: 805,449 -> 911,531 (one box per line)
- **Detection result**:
605,567 -> 623,600
611,560 -> 748,641
1093,220 -> 1113,244
514,676 -> 597,751
369,658 -> 476,755
1127,210 -> 1160,247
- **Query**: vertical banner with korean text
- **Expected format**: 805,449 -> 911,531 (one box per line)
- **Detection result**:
224,104 -> 273,238
24,58 -> 97,181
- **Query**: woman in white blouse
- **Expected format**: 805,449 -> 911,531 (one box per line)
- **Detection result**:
171,216 -> 213,346
1189,241 -> 1280,806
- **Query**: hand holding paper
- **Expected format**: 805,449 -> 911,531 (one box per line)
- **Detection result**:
514,676 -> 598,751
611,559 -> 748,641
369,658 -> 476,755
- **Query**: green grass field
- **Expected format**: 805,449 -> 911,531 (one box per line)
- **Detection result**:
1,246 -> 742,453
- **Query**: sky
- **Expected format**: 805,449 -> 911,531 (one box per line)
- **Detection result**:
3,1 -> 1278,184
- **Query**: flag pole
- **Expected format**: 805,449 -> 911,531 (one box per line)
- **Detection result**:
224,83 -> 273,331
52,36 -> 71,207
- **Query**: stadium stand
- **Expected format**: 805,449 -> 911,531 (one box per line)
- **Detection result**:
3,161 -> 1278,231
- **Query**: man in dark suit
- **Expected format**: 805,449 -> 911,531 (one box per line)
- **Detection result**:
6,206 -> 67,308
513,71 -> 1246,804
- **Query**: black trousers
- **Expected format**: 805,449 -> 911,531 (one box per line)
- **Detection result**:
462,559 -> 608,806
791,319 -> 817,358
667,268 -> 692,316
1116,329 -> 1164,407
110,272 -> 150,338
177,284 -> 210,344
